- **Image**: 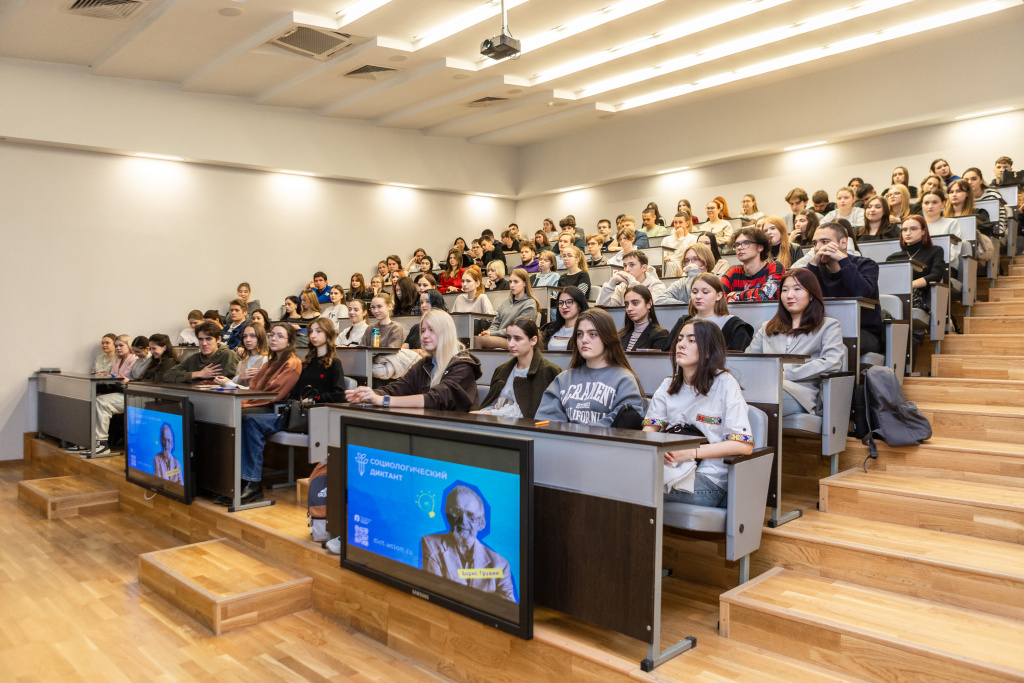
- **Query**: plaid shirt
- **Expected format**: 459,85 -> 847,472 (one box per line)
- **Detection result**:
720,260 -> 785,301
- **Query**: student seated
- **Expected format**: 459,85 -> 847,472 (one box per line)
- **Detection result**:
585,233 -> 607,268
859,196 -> 900,241
392,277 -> 418,317
454,238 -> 475,267
721,228 -> 785,302
812,189 -> 835,216
531,251 -> 561,287
250,308 -> 271,331
784,187 -> 812,234
533,230 -> 555,255
964,167 -> 1011,236
475,318 -> 563,419
215,323 -> 268,388
377,260 -> 390,286
240,324 -> 302,411
500,229 -> 521,253
203,309 -> 224,326
347,310 -> 483,412
453,265 -> 496,314
93,333 -> 117,374
662,209 -> 698,256
789,209 -> 820,248
385,255 -> 408,283
886,185 -> 911,225
558,246 -> 591,296
619,214 -> 649,248
138,334 -> 180,382
558,217 -> 585,250
281,295 -> 302,322
403,291 -> 448,354
535,308 -> 646,427
667,274 -> 754,352
90,334 -> 137,454
702,200 -> 734,249
405,247 -> 429,274
931,157 -> 959,187
519,243 -> 541,273
909,174 -> 945,214
762,216 -> 802,268
739,194 -> 765,226
480,236 -> 507,269
234,282 -> 260,315
221,299 -> 249,351
597,219 -> 615,251
477,268 -> 539,350
694,232 -> 731,276
620,285 -> 671,351
349,273 -> 373,302
606,226 -> 635,266
885,215 -> 946,315
305,271 -> 332,304
920,190 -> 964,268
541,286 -> 588,351
176,310 -> 203,346
643,319 -> 754,508
438,248 -> 466,293
164,321 -> 240,383
486,261 -> 509,291
884,166 -> 918,199
597,249 -> 667,305
805,222 -> 883,354
368,275 -> 384,299
745,269 -> 844,417
128,336 -> 152,380
642,208 -> 669,238
320,285 -> 348,329
658,243 -> 716,306
337,299 -> 371,346
361,293 -> 406,347
236,319 -> 344,505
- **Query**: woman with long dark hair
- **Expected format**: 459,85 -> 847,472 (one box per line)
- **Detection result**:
477,268 -> 539,350
392,276 -> 419,317
667,273 -> 754,352
535,308 -> 645,427
643,319 -> 754,508
140,334 -> 180,383
859,195 -> 900,241
620,284 -> 671,351
438,248 -> 465,293
475,318 -> 562,419
541,286 -> 588,351
745,269 -> 844,416
348,273 -> 372,301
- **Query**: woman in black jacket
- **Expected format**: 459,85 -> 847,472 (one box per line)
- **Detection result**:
476,318 -> 563,419
885,215 -> 946,311
666,274 -> 754,352
620,285 -> 671,351
346,310 -> 482,412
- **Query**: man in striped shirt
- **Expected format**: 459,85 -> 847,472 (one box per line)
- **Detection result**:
721,228 -> 785,302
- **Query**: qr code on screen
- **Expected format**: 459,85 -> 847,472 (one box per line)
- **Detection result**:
354,525 -> 369,547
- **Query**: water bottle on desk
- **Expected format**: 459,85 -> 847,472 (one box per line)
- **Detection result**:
372,328 -> 380,348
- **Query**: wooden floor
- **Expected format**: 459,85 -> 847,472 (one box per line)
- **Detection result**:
0,465 -> 451,682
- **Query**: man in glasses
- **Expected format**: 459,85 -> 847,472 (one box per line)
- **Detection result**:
721,228 -> 784,302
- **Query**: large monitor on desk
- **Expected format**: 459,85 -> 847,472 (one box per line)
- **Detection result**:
124,388 -> 195,504
340,413 -> 533,639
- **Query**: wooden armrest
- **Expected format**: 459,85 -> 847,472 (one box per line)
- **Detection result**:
723,447 -> 773,466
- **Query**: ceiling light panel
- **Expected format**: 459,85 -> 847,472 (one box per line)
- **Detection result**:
337,0 -> 393,26
413,0 -> 530,50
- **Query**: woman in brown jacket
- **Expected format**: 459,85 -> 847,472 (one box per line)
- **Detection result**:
242,323 -> 302,410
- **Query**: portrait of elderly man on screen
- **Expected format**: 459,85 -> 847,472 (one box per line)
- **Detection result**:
421,485 -> 515,601
154,422 -> 183,485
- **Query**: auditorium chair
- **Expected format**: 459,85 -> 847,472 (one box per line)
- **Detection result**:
662,406 -> 772,584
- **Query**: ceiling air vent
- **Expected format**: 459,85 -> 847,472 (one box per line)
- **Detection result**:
467,96 -> 509,108
344,64 -> 401,81
63,0 -> 149,20
268,26 -> 362,61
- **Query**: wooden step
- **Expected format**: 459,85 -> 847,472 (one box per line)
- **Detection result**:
139,538 -> 312,635
987,288 -> 1024,302
915,401 -> 1024,444
296,477 -> 309,507
993,275 -> 1024,287
837,436 -> 1024,488
963,316 -> 1024,334
903,377 -> 1024,408
1011,264 -> 1024,276
932,355 -> 1024,380
18,475 -> 119,519
721,567 -> 1024,682
970,301 -> 1024,316
939,335 -> 1020,356
820,469 -> 1024,544
756,510 -> 1024,620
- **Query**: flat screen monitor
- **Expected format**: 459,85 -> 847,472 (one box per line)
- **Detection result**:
341,415 -> 533,639
124,388 -> 195,504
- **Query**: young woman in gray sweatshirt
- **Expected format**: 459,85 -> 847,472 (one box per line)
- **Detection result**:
476,268 -> 540,350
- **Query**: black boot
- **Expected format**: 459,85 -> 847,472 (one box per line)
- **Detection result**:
239,480 -> 263,504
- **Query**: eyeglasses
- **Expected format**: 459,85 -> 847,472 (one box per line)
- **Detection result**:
733,240 -> 754,248
557,299 -> 576,308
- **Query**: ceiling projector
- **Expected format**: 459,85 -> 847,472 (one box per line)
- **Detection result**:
481,34 -> 520,60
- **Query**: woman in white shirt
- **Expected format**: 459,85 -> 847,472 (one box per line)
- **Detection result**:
821,186 -> 866,228
643,319 -> 754,508
216,324 -> 268,388
541,286 -> 588,351
739,194 -> 765,225
920,189 -> 964,269
337,300 -> 370,346
321,285 -> 348,329
452,265 -> 496,314
702,200 -> 734,248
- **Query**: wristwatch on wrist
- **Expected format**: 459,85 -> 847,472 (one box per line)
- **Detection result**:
382,395 -> 391,408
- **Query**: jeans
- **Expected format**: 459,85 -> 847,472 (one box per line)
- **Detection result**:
241,412 -> 282,482
664,473 -> 727,508
782,390 -> 809,417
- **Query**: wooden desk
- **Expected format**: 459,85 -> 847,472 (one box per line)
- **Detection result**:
36,372 -> 124,455
309,404 -> 705,670
129,382 -> 278,511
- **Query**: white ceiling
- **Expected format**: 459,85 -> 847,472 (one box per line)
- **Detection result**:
1,0 -> 1021,146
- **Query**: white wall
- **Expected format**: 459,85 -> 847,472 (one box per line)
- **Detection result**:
0,141 -> 515,460
515,110 -> 1024,234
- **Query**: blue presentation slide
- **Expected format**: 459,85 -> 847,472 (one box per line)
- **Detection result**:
347,445 -> 521,603
126,407 -> 184,484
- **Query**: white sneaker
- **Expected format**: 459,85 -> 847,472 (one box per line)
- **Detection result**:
324,537 -> 341,555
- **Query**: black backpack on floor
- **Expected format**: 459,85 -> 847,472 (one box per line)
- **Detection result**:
851,366 -> 931,468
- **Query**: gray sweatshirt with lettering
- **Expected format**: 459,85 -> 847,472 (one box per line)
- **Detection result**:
534,365 -> 646,427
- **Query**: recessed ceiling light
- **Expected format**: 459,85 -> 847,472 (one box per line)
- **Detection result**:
475,192 -> 499,197
389,55 -> 408,62
557,185 -> 584,192
954,106 -> 1014,120
279,169 -> 318,176
453,73 -> 471,80
389,182 -> 419,188
135,153 -> 184,161
656,166 -> 689,174
218,7 -> 244,16
337,0 -> 392,26
784,141 -> 827,151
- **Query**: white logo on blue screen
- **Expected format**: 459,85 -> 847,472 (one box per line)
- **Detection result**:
354,514 -> 371,524
355,452 -> 368,476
